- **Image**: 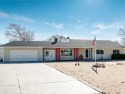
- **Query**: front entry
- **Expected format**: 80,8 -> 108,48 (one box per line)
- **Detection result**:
85,49 -> 91,58
44,50 -> 55,61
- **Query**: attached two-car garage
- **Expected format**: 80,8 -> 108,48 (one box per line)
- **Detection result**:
9,49 -> 38,62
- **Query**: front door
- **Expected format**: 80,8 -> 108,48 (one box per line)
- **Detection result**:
44,50 -> 55,61
85,49 -> 91,58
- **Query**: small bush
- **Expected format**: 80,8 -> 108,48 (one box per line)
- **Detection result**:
111,54 -> 125,60
92,63 -> 105,68
116,63 -> 124,66
79,54 -> 83,60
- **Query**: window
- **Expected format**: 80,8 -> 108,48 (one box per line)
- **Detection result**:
61,49 -> 72,56
86,49 -> 88,57
96,49 -> 104,54
101,50 -> 104,54
113,50 -> 116,54
96,50 -> 100,54
113,50 -> 119,54
45,51 -> 49,56
117,50 -> 119,54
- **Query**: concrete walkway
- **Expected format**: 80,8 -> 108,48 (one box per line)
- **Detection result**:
0,63 -> 101,94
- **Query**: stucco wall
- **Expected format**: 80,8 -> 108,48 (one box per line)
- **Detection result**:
4,47 -> 43,62
78,48 -> 85,58
4,48 -> 9,62
43,48 -> 56,50
3,47 -> 125,62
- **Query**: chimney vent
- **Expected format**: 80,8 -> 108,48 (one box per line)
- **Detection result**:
67,37 -> 69,39
51,38 -> 58,44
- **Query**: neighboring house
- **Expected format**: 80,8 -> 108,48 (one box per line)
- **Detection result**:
0,38 -> 124,62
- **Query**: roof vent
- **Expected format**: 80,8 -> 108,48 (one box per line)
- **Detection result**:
67,37 -> 69,39
62,37 -> 70,42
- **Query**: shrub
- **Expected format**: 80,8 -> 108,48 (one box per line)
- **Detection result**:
111,54 -> 125,60
79,54 -> 83,60
92,63 -> 105,68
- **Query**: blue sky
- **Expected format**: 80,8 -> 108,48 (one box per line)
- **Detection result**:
0,0 -> 125,43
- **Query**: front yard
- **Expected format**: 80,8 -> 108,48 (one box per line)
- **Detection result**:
46,61 -> 125,94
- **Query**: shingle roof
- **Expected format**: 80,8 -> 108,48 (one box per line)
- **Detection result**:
1,39 -> 124,48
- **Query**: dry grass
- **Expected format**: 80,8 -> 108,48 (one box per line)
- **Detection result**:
46,61 -> 125,94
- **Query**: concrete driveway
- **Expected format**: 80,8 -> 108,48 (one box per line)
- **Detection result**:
0,63 -> 101,94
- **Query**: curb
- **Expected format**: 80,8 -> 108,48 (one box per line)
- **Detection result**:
45,64 -> 106,94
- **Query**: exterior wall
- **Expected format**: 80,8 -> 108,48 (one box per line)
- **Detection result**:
4,48 -> 9,62
92,48 -> 125,60
38,48 -> 43,61
0,47 -> 4,61
97,49 -> 112,60
3,47 -> 125,62
60,48 -> 74,60
43,48 -> 56,50
119,49 -> 125,54
4,47 -> 43,62
78,48 -> 85,59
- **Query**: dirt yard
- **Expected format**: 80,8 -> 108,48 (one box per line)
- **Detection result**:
46,61 -> 125,94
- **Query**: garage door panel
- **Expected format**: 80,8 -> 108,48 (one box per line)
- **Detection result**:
9,50 -> 38,61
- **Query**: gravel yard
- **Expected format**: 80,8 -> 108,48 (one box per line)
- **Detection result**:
46,61 -> 125,94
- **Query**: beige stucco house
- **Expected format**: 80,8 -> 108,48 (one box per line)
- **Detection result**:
0,39 -> 124,62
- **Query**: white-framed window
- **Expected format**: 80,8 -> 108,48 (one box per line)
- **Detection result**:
113,50 -> 119,54
45,51 -> 49,56
96,49 -> 104,54
61,49 -> 72,56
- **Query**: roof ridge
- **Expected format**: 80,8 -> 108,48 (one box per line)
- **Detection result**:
10,39 -> 113,42
71,39 -> 112,41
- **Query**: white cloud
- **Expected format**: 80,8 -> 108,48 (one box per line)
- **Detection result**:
11,15 -> 35,22
44,21 -> 64,29
0,11 -> 10,18
91,23 -> 124,35
0,11 -> 35,23
90,30 -> 100,35
94,24 -> 106,29
51,23 -> 63,29
94,23 -> 123,30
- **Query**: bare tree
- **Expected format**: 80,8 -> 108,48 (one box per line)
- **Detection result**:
5,24 -> 34,41
47,35 -> 67,42
119,27 -> 125,46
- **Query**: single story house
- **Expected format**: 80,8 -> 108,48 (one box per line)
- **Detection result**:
0,38 -> 124,62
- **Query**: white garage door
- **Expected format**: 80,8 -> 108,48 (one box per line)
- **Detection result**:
9,50 -> 38,61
